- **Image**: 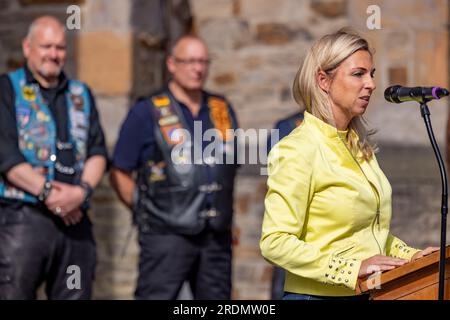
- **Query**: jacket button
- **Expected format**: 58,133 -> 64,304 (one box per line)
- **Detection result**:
325,274 -> 329,277
348,271 -> 352,274
338,278 -> 342,281
332,276 -> 335,279
350,263 -> 354,267
345,279 -> 349,283
341,270 -> 344,274
329,265 -> 332,268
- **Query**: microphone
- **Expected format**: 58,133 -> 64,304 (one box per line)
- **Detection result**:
384,85 -> 449,103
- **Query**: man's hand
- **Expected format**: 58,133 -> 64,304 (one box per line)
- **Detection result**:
61,209 -> 83,226
358,255 -> 408,278
411,247 -> 440,261
110,167 -> 135,209
45,181 -> 85,216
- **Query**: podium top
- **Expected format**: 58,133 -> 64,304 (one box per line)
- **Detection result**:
357,246 -> 450,294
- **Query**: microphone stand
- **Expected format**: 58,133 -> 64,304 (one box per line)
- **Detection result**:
420,101 -> 447,300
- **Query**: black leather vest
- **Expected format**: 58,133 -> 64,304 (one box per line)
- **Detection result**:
135,89 -> 238,235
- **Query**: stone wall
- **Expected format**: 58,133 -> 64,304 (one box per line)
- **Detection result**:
193,0 -> 449,146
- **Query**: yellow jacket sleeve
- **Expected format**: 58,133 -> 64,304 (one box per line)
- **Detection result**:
385,234 -> 421,261
260,137 -> 362,290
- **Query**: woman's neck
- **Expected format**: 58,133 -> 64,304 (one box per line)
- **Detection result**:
331,106 -> 352,131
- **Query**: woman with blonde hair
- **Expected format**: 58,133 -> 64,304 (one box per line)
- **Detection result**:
260,29 -> 438,300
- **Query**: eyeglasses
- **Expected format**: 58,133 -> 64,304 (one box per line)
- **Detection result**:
173,57 -> 211,66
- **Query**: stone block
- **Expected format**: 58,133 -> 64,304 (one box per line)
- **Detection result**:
382,30 -> 412,64
234,245 -> 262,259
242,55 -> 263,70
190,0 -> 234,21
76,31 -> 132,96
236,195 -> 250,215
260,264 -> 273,282
388,66 -> 408,85
93,95 -> 130,148
414,30 -> 448,87
213,72 -> 237,86
256,23 -> 293,45
310,0 -> 347,18
199,18 -> 250,50
82,0 -> 131,32
238,0 -> 308,24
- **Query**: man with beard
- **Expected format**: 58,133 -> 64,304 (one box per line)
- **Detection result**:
0,16 -> 107,299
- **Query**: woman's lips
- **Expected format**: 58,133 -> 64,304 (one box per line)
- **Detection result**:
359,96 -> 370,101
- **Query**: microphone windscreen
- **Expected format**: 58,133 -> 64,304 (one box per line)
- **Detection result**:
384,85 -> 401,103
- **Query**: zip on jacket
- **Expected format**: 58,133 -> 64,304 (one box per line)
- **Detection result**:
338,134 -> 382,255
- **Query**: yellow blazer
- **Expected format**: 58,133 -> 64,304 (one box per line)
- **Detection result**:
260,111 -> 419,297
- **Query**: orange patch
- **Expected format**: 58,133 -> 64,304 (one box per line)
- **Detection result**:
152,96 -> 171,107
208,97 -> 232,141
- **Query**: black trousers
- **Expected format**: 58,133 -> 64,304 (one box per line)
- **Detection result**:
135,228 -> 232,300
0,203 -> 96,300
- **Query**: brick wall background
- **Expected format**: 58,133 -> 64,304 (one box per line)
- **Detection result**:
0,0 -> 449,300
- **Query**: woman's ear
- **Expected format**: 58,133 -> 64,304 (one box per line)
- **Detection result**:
317,70 -> 330,93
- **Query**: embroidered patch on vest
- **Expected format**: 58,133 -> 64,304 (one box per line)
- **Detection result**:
151,95 -> 186,146
161,123 -> 184,145
208,97 -> 232,141
148,161 -> 167,182
36,145 -> 51,161
70,94 -> 85,111
158,115 -> 179,126
22,85 -> 37,102
152,96 -> 171,108
37,111 -> 50,122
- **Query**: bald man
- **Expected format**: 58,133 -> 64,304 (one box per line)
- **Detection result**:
0,16 -> 107,299
111,35 -> 239,299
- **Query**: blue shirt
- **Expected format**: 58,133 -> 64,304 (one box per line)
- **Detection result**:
113,89 -> 238,171
267,112 -> 304,153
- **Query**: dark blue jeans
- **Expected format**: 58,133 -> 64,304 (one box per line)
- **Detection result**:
283,292 -> 370,300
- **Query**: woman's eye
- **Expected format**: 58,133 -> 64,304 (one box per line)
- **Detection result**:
353,72 -> 363,77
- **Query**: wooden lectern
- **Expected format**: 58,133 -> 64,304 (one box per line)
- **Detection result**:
356,246 -> 450,300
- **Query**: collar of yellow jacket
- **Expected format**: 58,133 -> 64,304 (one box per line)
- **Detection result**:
303,111 -> 355,141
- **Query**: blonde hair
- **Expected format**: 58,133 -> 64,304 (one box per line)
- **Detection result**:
293,28 -> 377,161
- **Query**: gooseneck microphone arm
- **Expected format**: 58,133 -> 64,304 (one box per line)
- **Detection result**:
419,102 -> 447,301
